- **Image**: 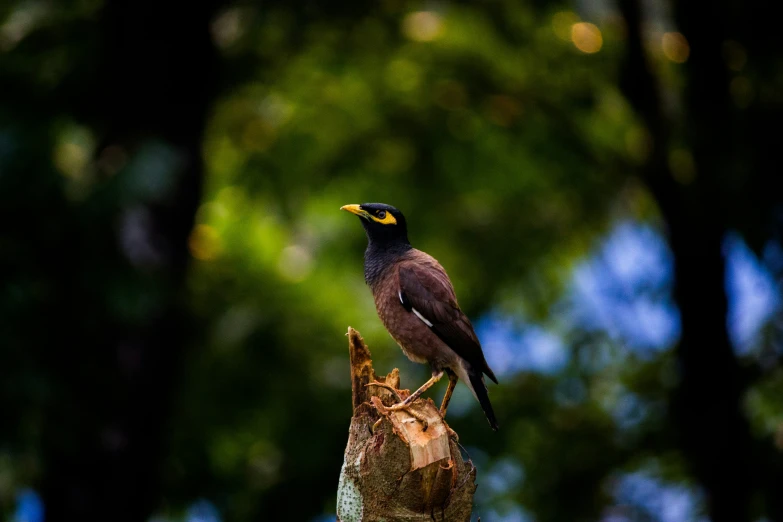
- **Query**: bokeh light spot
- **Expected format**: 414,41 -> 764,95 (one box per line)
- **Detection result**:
241,118 -> 277,152
661,32 -> 690,63
569,221 -> 680,354
278,245 -> 313,282
611,467 -> 706,521
97,145 -> 128,176
386,59 -> 421,92
247,440 -> 282,487
54,143 -> 90,180
371,139 -> 415,174
211,8 -> 246,49
571,23 -> 602,54
724,233 -> 781,354
447,110 -> 478,141
433,80 -> 467,111
185,499 -> 222,522
551,11 -> 579,42
625,126 -> 652,163
723,40 -> 747,72
14,489 -> 44,522
258,93 -> 294,128
0,3 -> 46,51
668,148 -> 696,185
53,124 -> 95,180
484,95 -> 522,127
402,11 -> 444,42
189,224 -> 222,261
730,76 -> 754,108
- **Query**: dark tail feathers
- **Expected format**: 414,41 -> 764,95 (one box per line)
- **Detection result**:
469,369 -> 498,431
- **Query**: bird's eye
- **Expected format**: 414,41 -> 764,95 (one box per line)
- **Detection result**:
378,210 -> 387,219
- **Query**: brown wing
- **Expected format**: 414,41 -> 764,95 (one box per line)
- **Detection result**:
398,262 -> 498,383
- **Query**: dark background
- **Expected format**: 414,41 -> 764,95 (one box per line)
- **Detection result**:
1,0 -> 782,520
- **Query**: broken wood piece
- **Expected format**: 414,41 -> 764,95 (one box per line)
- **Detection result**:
369,396 -> 451,470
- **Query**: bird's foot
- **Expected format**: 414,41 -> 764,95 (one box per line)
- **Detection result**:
365,380 -> 404,402
386,400 -> 430,430
388,402 -> 429,431
369,396 -> 430,431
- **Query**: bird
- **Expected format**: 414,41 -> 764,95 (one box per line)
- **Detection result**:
341,202 -> 498,430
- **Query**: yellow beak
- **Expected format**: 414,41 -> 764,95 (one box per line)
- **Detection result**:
340,204 -> 369,219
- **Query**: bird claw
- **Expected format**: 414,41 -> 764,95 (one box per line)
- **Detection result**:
365,380 -> 404,402
369,395 -> 429,431
387,401 -> 429,431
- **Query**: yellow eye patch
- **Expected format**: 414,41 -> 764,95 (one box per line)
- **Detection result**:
340,204 -> 398,225
368,211 -> 397,225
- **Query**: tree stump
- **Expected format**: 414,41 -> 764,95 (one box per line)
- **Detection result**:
337,327 -> 476,522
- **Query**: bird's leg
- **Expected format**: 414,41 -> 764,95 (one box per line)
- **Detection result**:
371,372 -> 444,432
386,371 -> 444,411
439,371 -> 459,417
438,372 -> 460,441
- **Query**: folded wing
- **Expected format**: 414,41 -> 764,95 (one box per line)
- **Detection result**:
397,262 -> 498,384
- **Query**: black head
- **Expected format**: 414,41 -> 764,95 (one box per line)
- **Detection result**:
340,202 -> 410,248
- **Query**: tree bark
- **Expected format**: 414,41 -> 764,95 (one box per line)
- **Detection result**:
38,0 -> 219,519
616,0 -> 754,519
337,328 -> 476,522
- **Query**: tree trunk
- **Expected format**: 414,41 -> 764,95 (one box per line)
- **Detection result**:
337,328 -> 476,522
617,0 -> 754,519
38,0 -> 219,519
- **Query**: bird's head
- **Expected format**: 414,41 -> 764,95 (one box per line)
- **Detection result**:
340,203 -> 410,247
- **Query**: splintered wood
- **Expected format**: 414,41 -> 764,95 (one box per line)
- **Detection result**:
337,327 -> 476,522
368,396 -> 451,470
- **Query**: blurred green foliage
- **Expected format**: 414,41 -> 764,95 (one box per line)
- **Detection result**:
1,0 -> 782,521
165,3 -> 681,520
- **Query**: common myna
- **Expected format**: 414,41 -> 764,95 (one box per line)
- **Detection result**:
341,203 -> 498,430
